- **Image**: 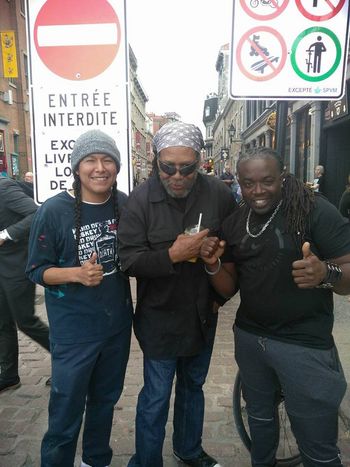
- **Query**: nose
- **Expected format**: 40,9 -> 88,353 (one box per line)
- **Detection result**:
252,183 -> 265,195
172,169 -> 183,180
95,159 -> 105,171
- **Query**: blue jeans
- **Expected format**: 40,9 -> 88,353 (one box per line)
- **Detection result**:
41,326 -> 131,467
234,326 -> 347,467
128,342 -> 214,467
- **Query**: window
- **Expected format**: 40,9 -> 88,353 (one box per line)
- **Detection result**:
13,133 -> 19,154
20,0 -> 25,15
23,53 -> 29,90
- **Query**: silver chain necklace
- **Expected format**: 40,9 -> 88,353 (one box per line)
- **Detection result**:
246,199 -> 283,238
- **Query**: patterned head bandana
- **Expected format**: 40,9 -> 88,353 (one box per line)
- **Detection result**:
152,121 -> 204,155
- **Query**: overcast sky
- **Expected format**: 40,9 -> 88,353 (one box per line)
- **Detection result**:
126,0 -> 233,132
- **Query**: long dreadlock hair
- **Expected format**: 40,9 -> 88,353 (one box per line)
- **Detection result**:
237,147 -> 315,244
72,173 -> 120,265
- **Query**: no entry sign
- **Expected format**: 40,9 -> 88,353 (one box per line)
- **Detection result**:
230,0 -> 350,99
34,0 -> 121,80
26,0 -> 131,204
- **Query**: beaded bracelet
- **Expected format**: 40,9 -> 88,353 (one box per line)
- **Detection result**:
204,258 -> 221,276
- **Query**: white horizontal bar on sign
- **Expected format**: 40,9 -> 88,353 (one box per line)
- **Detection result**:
37,23 -> 118,47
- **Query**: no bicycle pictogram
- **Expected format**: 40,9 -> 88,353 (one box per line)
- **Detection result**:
34,0 -> 121,81
239,0 -> 289,21
296,0 -> 346,21
291,27 -> 342,81
236,26 -> 287,81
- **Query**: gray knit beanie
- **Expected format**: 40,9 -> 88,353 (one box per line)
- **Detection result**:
71,130 -> 121,172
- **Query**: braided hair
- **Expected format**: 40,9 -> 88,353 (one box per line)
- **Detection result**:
237,147 -> 315,242
72,173 -> 120,266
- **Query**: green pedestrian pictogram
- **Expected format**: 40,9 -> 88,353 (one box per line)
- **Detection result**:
290,27 -> 341,82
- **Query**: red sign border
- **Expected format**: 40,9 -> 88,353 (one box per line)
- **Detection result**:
295,0 -> 346,21
235,26 -> 287,81
33,0 -> 121,81
239,0 -> 289,21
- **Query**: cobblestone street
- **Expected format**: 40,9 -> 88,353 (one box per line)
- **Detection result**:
0,281 -> 349,467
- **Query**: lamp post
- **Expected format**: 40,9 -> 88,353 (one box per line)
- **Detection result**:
228,123 -> 236,144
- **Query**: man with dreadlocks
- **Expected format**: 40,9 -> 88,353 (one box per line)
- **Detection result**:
27,130 -> 133,467
200,147 -> 350,467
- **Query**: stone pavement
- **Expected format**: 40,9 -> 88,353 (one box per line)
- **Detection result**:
0,280 -> 349,467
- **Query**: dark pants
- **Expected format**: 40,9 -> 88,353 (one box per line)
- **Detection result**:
234,326 -> 347,467
0,274 -> 50,382
41,326 -> 131,467
128,340 -> 214,467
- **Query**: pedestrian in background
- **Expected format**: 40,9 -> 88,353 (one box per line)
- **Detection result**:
27,130 -> 133,467
118,121 -> 236,467
23,171 -> 34,183
308,164 -> 325,194
220,163 -> 234,189
201,147 -> 350,467
0,176 -> 50,393
339,173 -> 350,221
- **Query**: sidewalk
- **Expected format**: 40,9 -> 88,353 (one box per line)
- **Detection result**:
0,281 -> 349,467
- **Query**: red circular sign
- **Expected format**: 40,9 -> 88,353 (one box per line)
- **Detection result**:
34,0 -> 121,80
236,26 -> 287,81
240,0 -> 289,21
295,0 -> 346,21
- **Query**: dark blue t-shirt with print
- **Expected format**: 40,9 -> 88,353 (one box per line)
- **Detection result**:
27,191 -> 133,344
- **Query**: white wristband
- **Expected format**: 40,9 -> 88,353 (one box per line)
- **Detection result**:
204,258 -> 221,276
0,229 -> 11,241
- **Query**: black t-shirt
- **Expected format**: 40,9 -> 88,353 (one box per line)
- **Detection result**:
221,195 -> 350,349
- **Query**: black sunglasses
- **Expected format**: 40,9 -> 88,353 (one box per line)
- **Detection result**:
158,159 -> 198,176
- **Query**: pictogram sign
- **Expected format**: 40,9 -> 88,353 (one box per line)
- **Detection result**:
291,27 -> 341,81
230,0 -> 349,99
34,0 -> 121,80
296,0 -> 346,22
240,0 -> 289,21
236,26 -> 287,81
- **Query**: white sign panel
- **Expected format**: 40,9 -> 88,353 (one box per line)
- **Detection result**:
26,0 -> 131,204
230,0 -> 350,100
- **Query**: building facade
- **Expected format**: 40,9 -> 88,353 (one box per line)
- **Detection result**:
204,43 -> 350,209
0,0 -> 31,178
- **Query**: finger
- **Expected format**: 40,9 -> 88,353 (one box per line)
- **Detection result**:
218,240 -> 226,249
196,228 -> 210,238
87,252 -> 98,264
302,242 -> 313,259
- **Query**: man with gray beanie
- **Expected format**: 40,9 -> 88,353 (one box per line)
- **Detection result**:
27,129 -> 133,467
118,121 -> 237,467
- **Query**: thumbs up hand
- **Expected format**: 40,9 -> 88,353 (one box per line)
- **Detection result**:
292,242 -> 327,289
78,252 -> 104,286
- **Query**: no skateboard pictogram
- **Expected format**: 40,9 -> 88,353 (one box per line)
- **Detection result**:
236,26 -> 287,81
34,0 -> 121,80
296,0 -> 346,21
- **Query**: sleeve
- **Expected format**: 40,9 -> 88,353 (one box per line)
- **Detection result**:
3,181 -> 38,241
26,204 -> 59,286
309,196 -> 350,259
118,192 -> 176,278
339,191 -> 350,220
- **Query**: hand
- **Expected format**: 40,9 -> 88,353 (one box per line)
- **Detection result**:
0,239 -> 5,247
292,242 -> 327,289
77,252 -> 104,286
168,228 -> 209,263
200,236 -> 226,265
